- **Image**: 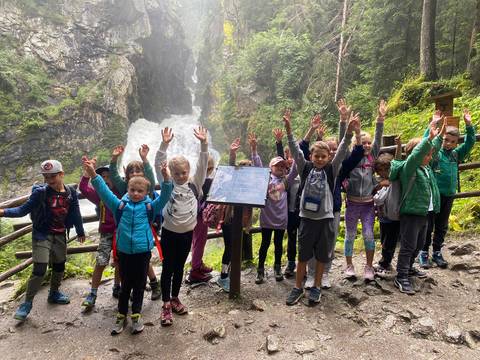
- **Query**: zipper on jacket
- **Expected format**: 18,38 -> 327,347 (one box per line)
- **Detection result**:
131,203 -> 135,253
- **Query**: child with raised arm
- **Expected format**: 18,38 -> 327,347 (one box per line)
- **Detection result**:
255,131 -> 298,284
343,99 -> 387,281
154,126 -> 209,326
0,160 -> 85,321
273,128 -> 300,278
419,109 -> 476,269
284,110 -> 359,306
390,121 -> 444,294
83,156 -> 173,334
79,162 -> 122,308
109,144 -> 161,299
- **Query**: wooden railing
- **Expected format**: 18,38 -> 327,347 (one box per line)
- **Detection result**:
1,135 -> 480,282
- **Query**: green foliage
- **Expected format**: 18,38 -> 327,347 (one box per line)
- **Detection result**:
13,0 -> 67,25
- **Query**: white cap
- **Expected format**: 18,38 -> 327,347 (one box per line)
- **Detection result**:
40,160 -> 63,174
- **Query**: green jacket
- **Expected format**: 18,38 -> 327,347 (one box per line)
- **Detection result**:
389,136 -> 442,216
109,160 -> 156,196
423,124 -> 476,196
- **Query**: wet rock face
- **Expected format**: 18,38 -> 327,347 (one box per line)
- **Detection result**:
0,0 -> 192,198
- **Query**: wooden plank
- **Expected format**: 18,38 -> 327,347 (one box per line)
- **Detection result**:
0,258 -> 33,282
453,191 -> 480,199
0,225 -> 32,248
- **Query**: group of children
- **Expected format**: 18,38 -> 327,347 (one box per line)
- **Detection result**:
0,100 -> 475,333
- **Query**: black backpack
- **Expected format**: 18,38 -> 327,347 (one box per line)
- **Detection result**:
30,184 -> 74,229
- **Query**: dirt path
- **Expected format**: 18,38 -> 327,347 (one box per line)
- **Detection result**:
1,234 -> 480,360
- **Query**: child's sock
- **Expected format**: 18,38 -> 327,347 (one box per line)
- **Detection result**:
90,288 -> 98,296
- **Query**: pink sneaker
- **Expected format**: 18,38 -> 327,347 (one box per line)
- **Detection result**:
344,264 -> 356,279
171,297 -> 188,315
161,304 -> 173,327
364,265 -> 375,282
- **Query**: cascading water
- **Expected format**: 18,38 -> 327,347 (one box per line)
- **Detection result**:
121,69 -> 219,179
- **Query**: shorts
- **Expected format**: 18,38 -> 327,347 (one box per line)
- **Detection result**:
297,217 -> 335,263
32,233 -> 67,264
95,232 -> 114,266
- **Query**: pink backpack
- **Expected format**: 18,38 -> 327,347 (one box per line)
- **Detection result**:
202,204 -> 227,232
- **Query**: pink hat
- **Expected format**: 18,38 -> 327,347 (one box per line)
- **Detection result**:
269,156 -> 288,168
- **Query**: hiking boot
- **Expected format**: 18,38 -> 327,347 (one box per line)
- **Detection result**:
188,268 -> 212,284
286,287 -> 305,306
284,261 -> 296,278
394,277 -> 415,295
321,273 -> 331,289
304,275 -> 314,290
216,277 -> 230,293
418,250 -> 431,269
131,313 -> 144,334
255,268 -> 265,284
161,304 -> 173,327
374,263 -> 392,278
112,284 -> 121,299
199,262 -> 213,273
150,281 -> 161,301
409,266 -> 427,279
14,301 -> 32,321
47,290 -> 70,304
274,264 -> 284,282
432,251 -> 448,269
344,264 -> 356,279
111,313 -> 127,335
82,293 -> 96,308
171,297 -> 188,315
308,286 -> 322,305
364,265 -> 375,282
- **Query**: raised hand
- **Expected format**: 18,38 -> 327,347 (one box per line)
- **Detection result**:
439,115 -> 447,137
230,138 -> 241,153
161,127 -> 174,144
337,98 -> 351,122
463,109 -> 472,126
428,116 -> 444,140
310,113 -> 322,129
82,155 -> 97,178
248,133 -> 257,153
316,124 -> 327,140
138,144 -> 149,162
160,161 -> 170,182
377,99 -> 387,121
283,109 -> 292,134
273,128 -> 284,143
111,145 -> 124,160
193,126 -> 208,143
347,112 -> 361,135
394,136 -> 401,146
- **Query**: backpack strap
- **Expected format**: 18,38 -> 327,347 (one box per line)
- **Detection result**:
115,200 -> 127,225
188,182 -> 199,199
144,201 -> 163,261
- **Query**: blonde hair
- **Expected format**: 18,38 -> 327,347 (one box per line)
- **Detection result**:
405,138 -> 422,156
309,141 -> 330,154
127,176 -> 150,191
238,159 -> 252,167
168,156 -> 190,173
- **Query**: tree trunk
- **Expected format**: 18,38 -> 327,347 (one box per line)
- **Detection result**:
467,0 -> 480,79
420,0 -> 438,80
334,0 -> 348,102
450,3 -> 458,78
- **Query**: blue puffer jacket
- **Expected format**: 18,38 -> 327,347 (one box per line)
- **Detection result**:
91,175 -> 173,254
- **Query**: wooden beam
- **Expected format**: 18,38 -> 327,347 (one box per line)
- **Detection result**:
0,258 -> 33,282
0,225 -> 32,248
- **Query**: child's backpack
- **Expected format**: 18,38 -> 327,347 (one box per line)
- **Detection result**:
30,184 -> 75,229
202,203 -> 227,233
373,175 -> 416,221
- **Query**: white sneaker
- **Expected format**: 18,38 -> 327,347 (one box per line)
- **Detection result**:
304,276 -> 315,290
344,264 -> 356,279
321,273 -> 331,289
364,265 -> 375,282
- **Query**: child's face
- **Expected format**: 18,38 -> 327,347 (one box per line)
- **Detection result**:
128,183 -> 148,202
375,165 -> 390,180
310,149 -> 330,169
422,149 -> 434,166
362,134 -> 372,155
271,163 -> 286,177
99,171 -> 113,189
327,140 -> 338,161
442,134 -> 459,151
43,172 -> 65,188
171,163 -> 190,185
284,149 -> 294,168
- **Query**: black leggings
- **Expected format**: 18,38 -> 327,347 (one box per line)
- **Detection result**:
117,251 -> 151,315
221,223 -> 233,266
160,228 -> 193,302
286,211 -> 300,262
258,228 -> 285,269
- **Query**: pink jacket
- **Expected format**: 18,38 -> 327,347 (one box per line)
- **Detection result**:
79,176 -> 120,234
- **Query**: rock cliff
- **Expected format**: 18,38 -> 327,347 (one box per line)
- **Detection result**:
0,0 -> 192,199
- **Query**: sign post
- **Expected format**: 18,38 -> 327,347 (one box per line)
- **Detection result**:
206,165 -> 270,298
